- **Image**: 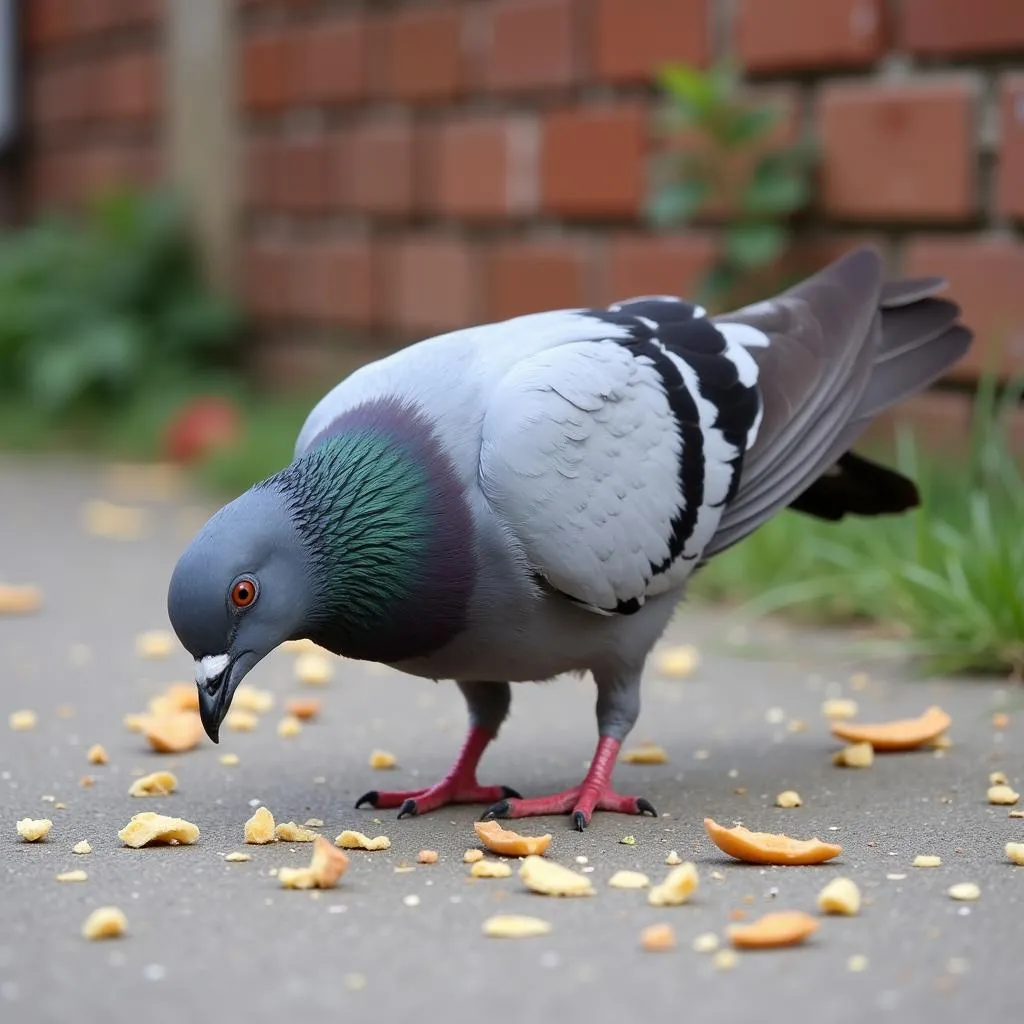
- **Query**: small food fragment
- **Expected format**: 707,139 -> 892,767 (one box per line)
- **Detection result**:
148,683 -> 199,716
17,818 -> 52,842
665,850 -> 682,866
80,776 -> 95,788
417,849 -> 439,864
277,716 -> 302,738
368,749 -> 397,770
224,708 -> 259,732
275,821 -> 319,843
295,652 -> 333,686
471,859 -> 513,879
821,698 -> 858,721
990,771 -> 1008,786
608,870 -> 650,890
692,932 -> 720,954
285,698 -> 320,720
483,914 -> 552,939
474,820 -> 552,858
244,807 -> 276,844
219,753 -> 239,766
648,862 -> 699,906
518,855 -> 595,897
948,882 -> 981,901
224,852 -> 251,863
118,812 -> 199,848
775,790 -> 802,809
135,630 -> 174,659
9,709 -> 38,731
280,836 -> 349,890
1010,810 -> 1024,819
73,840 -> 92,855
729,911 -> 819,949
233,685 -> 274,714
81,907 -> 128,940
704,817 -> 842,866
829,705 -> 951,752
335,830 -> 391,851
402,895 -> 421,907
987,784 -> 1020,806
817,877 -> 861,916
713,949 -> 738,971
847,954 -> 869,973
86,744 -> 109,765
930,733 -> 952,750
0,583 -> 42,615
913,854 -> 942,868
143,712 -> 204,753
832,742 -> 874,768
993,712 -> 1009,729
620,835 -> 636,846
464,848 -> 485,863
640,923 -> 676,952
84,499 -> 146,540
1005,843 -> 1024,866
654,644 -> 700,678
123,713 -> 148,733
621,743 -> 669,765
128,771 -> 178,798
56,870 -> 88,883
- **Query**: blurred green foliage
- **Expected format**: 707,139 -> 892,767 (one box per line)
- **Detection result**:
0,188 -> 242,425
648,61 -> 815,310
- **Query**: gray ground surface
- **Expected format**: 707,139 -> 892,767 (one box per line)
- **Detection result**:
0,454 -> 1020,1024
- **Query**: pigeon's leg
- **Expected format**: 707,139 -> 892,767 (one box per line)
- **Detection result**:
482,671 -> 656,830
355,681 -> 520,818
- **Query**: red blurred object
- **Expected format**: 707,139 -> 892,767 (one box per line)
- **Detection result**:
163,396 -> 243,464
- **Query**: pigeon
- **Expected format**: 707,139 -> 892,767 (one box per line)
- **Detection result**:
167,246 -> 972,829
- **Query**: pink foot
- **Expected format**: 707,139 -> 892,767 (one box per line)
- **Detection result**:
354,725 -> 520,818
480,736 -> 658,830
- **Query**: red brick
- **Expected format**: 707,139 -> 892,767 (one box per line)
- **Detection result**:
241,33 -> 295,111
242,238 -> 293,319
103,53 -> 161,121
26,0 -> 68,49
819,80 -> 977,222
347,121 -> 415,216
736,0 -> 885,73
860,391 -> 974,460
272,137 -> 340,214
901,0 -> 1024,58
473,0 -> 580,93
541,103 -> 647,219
379,237 -> 480,334
593,0 -> 708,84
432,115 -> 539,220
293,239 -> 376,327
486,239 -> 595,321
602,234 -> 718,304
292,16 -> 366,106
997,76 -> 1024,221
378,7 -> 462,103
904,237 -> 1024,381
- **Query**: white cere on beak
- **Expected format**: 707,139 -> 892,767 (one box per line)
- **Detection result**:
195,654 -> 230,687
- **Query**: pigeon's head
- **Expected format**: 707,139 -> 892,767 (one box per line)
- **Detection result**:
167,484 -> 314,742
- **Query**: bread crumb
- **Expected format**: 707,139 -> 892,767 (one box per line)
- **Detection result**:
930,733 -> 953,750
621,744 -> 668,765
368,749 -> 397,769
279,836 -> 349,890
233,684 -> 274,713
473,820 -> 552,857
79,776 -> 95,788
849,672 -> 870,691
987,784 -> 1019,806
1005,842 -> 1024,866
948,882 -> 981,901
285,698 -> 320,720
81,906 -> 127,940
86,744 -> 108,765
822,698 -> 858,720
402,895 -> 420,907
9,709 -> 38,731
295,652 -> 333,686
713,949 -> 738,971
335,830 -> 391,851
665,850 -> 682,865
992,712 -> 1009,729
56,870 -> 87,882
143,712 -> 204,753
85,499 -> 146,540
608,870 -> 650,890
654,645 -> 700,678
620,835 -> 636,846
463,849 -> 484,863
518,855 -> 595,897
73,840 -> 92,855
148,683 -> 199,716
417,849 -> 439,864
135,630 -> 174,659
847,954 -> 869,972
277,715 -> 302,738
692,932 -> 719,953
832,742 -> 874,768
913,854 -> 942,868
304,818 -> 324,827
244,806 -> 276,844
128,771 -> 178,798
648,862 -> 699,906
471,859 -> 512,879
118,812 -> 199,848
775,790 -> 802,808
224,708 -> 259,732
123,713 -> 148,733
17,818 -> 52,841
0,583 -> 42,615
483,914 -> 552,939
640,923 -> 676,951
224,852 -> 251,862
989,771 -> 1008,786
219,753 -> 239,766
275,821 -> 319,843
817,877 -> 861,916
729,910 -> 819,948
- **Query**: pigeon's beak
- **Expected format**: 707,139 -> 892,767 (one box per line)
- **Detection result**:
195,652 -> 253,743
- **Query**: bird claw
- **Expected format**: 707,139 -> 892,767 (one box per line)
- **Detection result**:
479,799 -> 512,821
354,790 -> 380,810
397,798 -> 419,819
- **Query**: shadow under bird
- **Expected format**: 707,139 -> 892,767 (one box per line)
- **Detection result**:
167,246 -> 973,830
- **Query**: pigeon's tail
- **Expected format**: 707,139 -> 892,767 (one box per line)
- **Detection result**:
703,246 -> 973,559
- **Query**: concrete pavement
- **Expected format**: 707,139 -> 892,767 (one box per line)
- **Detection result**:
0,454 -> 1020,1024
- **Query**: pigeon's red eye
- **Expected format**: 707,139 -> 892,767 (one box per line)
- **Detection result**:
231,577 -> 257,608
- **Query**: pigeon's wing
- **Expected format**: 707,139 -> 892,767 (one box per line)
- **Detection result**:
478,307 -> 763,615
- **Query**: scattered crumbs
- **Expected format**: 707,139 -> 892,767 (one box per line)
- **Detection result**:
73,840 -> 92,855
219,753 -> 239,766
295,652 -> 333,686
713,949 -> 738,971
81,907 -> 127,941
402,895 -> 420,908
417,849 -> 439,865
665,850 -> 682,866
368,750 -> 397,770
847,954 -> 869,973
225,709 -> 258,733
833,742 -> 874,768
987,784 -> 1019,806
989,771 -> 1008,786
821,698 -> 858,720
0,583 -> 43,615
710,871 -> 725,881
56,870 -> 87,883
574,855 -> 588,865
692,933 -> 719,954
886,873 -> 907,881
1004,842 -> 1024,866
304,818 -> 324,828
992,713 -> 1009,730
765,707 -> 785,725
620,835 -> 637,846
775,790 -> 802,809
277,716 -> 302,738
17,818 -> 52,842
639,923 -> 676,952
621,743 -> 668,765
86,744 -> 108,765
463,849 -> 484,864
9,710 -> 37,731
654,645 -> 700,678
948,882 -> 980,901
225,852 -> 251,863
913,854 -> 942,868
786,719 -> 808,733
135,630 -> 174,659
608,870 -> 650,890
80,775 -> 95,789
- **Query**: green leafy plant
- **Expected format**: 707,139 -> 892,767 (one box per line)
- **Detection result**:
0,187 -> 242,426
648,61 -> 815,310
